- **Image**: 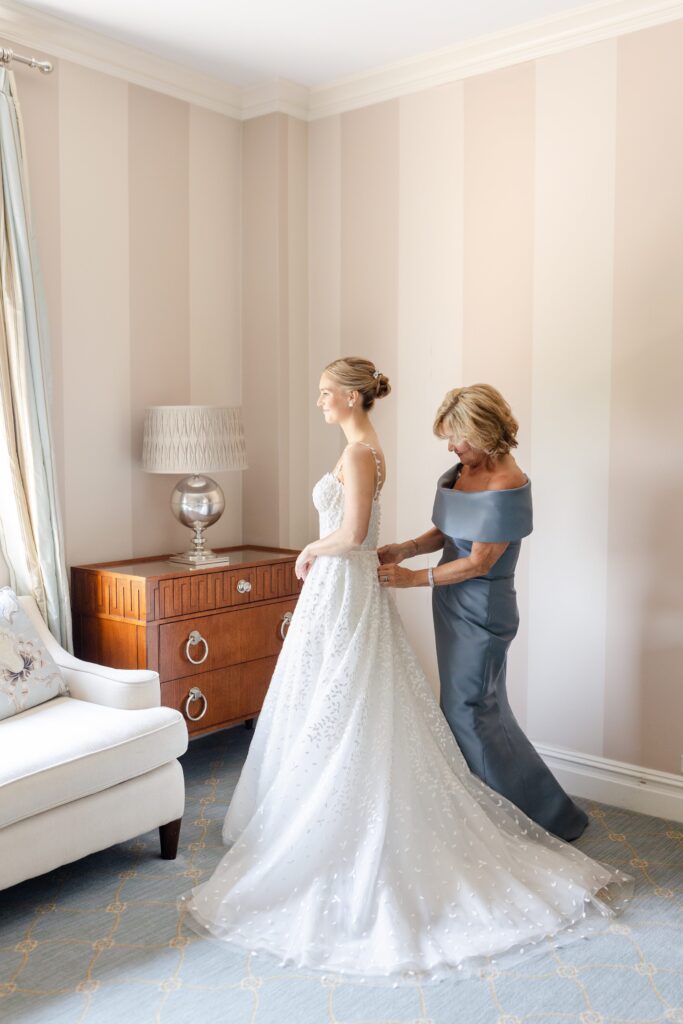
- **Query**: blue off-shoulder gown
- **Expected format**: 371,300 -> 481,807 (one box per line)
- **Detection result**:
431,463 -> 589,842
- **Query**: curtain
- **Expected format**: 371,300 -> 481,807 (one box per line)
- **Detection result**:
0,68 -> 71,649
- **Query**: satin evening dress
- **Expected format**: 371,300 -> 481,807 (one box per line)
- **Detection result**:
432,463 -> 589,842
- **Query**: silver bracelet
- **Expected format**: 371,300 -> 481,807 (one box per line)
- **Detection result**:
427,567 -> 435,588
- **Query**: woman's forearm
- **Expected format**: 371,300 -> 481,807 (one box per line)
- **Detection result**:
407,556 -> 486,588
378,539 -> 503,589
405,548 -> 497,589
428,555 -> 486,586
424,540 -> 507,587
408,528 -> 445,557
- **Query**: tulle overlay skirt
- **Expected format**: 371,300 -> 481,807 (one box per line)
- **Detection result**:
180,550 -> 634,982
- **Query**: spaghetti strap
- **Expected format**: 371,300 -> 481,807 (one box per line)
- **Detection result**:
332,442 -> 384,500
355,441 -> 384,500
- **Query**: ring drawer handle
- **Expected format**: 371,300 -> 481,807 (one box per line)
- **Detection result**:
185,686 -> 208,721
280,611 -> 293,640
185,630 -> 209,665
237,578 -> 252,594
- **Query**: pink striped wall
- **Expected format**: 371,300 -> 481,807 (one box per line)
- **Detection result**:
606,22 -> 683,770
463,63 -> 535,726
305,20 -> 683,775
1,19 -> 681,778
3,50 -> 244,571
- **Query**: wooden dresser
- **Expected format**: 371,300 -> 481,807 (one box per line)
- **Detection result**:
71,546 -> 302,737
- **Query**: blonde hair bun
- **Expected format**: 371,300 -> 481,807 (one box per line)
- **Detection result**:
324,356 -> 391,409
374,373 -> 391,401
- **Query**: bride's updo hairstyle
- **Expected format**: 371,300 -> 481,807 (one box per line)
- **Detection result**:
433,383 -> 519,457
324,356 -> 391,410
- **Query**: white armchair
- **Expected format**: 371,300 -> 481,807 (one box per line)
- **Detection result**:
0,597 -> 188,892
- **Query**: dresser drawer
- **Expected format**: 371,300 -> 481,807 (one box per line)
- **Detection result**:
159,598 -> 296,682
154,561 -> 301,619
163,656 -> 276,734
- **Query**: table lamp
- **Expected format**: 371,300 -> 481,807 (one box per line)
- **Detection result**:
142,405 -> 248,567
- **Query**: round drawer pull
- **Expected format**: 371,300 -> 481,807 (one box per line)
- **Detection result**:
280,611 -> 293,640
185,630 -> 209,665
185,686 -> 208,721
236,578 -> 252,594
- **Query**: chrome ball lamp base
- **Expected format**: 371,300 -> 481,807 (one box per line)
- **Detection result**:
168,474 -> 232,567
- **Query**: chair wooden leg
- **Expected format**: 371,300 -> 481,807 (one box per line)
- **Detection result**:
159,817 -> 182,860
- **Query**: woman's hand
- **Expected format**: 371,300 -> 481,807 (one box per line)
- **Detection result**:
377,563 -> 417,588
378,543 -> 406,565
295,547 -> 316,581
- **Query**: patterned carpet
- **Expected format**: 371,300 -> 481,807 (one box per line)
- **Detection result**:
1,726 -> 683,1024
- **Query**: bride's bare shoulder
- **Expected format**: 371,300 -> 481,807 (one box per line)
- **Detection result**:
342,442 -> 384,484
344,441 -> 381,466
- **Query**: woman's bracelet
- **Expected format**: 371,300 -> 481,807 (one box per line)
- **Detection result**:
408,538 -> 419,557
427,567 -> 435,588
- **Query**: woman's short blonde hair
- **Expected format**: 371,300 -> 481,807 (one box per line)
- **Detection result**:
433,384 -> 518,457
324,356 -> 391,410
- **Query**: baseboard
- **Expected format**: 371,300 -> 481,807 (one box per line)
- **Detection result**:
533,741 -> 683,824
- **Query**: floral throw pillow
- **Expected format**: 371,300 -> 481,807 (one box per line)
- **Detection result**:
0,587 -> 68,721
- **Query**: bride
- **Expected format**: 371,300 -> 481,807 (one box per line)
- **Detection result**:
181,356 -> 633,982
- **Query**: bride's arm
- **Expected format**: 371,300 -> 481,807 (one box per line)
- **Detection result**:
295,446 -> 375,579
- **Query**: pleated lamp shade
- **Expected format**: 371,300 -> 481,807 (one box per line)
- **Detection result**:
142,406 -> 248,475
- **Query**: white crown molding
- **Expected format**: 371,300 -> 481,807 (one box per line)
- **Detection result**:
240,79 -> 310,121
0,0 -> 682,121
534,741 -> 683,823
0,0 -> 243,117
307,0 -> 683,118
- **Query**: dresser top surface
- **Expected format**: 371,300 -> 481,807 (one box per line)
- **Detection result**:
72,546 -> 298,580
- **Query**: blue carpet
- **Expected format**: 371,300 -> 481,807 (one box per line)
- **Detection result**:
1,727 -> 682,1024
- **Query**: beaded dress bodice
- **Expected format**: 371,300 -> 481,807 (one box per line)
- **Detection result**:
312,442 -> 383,550
312,473 -> 381,550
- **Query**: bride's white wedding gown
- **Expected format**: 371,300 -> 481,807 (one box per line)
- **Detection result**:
181,462 -> 634,982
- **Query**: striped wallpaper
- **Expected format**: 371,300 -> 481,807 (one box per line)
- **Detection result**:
0,53 -> 245,569
304,22 -> 683,775
0,18 -> 681,779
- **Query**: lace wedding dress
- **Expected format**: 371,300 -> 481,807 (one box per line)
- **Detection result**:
181,456 -> 634,982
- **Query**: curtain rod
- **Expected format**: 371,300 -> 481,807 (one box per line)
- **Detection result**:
0,47 -> 52,74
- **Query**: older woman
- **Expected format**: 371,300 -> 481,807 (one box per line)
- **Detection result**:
378,384 -> 588,842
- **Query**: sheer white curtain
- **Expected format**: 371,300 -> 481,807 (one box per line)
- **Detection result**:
0,68 -> 71,648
